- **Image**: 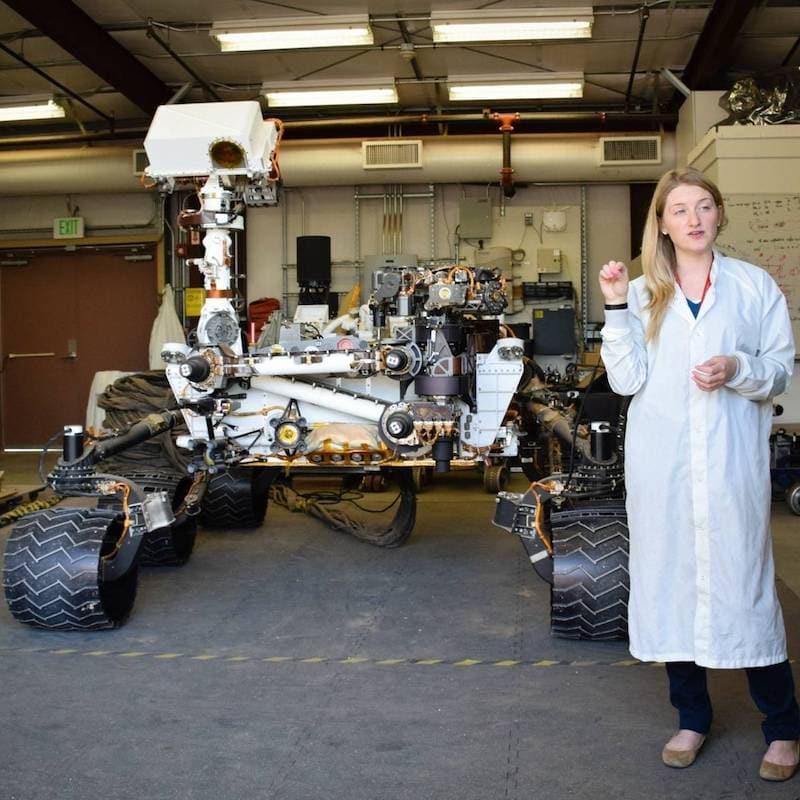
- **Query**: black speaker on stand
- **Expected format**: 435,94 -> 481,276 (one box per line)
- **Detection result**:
297,235 -> 332,310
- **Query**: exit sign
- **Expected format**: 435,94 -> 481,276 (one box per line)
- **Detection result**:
53,217 -> 84,239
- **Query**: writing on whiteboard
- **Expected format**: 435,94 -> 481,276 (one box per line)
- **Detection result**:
717,195 -> 800,342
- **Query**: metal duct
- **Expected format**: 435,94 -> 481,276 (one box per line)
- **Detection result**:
0,133 -> 676,195
279,134 -> 677,186
0,147 -> 141,195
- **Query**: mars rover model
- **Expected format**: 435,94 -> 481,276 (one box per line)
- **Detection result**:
3,102 -> 629,639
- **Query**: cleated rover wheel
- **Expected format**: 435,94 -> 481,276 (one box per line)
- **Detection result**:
3,507 -> 138,630
200,467 -> 275,529
786,482 -> 800,516
550,501 -> 629,640
483,464 -> 510,494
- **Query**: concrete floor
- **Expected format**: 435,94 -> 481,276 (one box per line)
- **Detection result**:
1,452 -> 799,800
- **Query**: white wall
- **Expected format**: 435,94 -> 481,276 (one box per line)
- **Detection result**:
0,193 -> 160,238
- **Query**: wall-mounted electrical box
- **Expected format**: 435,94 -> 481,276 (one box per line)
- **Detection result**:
542,210 -> 567,232
458,198 -> 493,239
537,247 -> 563,273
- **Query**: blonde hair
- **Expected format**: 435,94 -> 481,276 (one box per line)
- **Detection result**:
641,167 -> 725,341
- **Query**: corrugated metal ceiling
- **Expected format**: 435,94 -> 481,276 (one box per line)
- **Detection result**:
0,1 -> 797,142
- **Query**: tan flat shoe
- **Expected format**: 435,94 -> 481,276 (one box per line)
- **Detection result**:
760,740 -> 800,782
662,734 -> 706,768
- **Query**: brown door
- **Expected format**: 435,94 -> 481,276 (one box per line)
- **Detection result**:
1,247 -> 159,448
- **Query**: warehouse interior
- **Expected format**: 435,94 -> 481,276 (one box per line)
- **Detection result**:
0,2 -> 799,799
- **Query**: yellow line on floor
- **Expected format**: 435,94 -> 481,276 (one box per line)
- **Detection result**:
11,647 -> 663,670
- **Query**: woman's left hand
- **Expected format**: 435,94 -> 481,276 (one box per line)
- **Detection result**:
691,356 -> 738,392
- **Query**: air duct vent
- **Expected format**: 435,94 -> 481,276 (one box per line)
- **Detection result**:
362,140 -> 423,170
599,136 -> 661,166
132,149 -> 149,175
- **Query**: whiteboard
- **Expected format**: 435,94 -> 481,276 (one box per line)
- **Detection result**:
716,194 -> 800,347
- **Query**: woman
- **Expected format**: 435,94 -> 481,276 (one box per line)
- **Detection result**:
599,166 -> 799,780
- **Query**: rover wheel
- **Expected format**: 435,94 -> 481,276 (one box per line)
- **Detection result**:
3,507 -> 138,630
483,464 -> 510,494
98,470 -> 197,566
550,502 -> 629,641
200,468 -> 275,529
361,473 -> 389,493
786,482 -> 800,516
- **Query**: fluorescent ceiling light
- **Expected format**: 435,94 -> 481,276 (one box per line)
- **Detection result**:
211,15 -> 374,52
431,7 -> 593,43
262,79 -> 398,108
0,95 -> 65,122
447,73 -> 584,101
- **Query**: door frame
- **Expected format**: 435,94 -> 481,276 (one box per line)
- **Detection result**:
0,233 -> 165,450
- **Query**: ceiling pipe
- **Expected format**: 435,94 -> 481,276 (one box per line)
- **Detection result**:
624,6 -> 650,112
0,110 -> 678,150
281,111 -> 677,129
660,68 -> 691,98
493,112 -> 520,198
167,82 -> 195,105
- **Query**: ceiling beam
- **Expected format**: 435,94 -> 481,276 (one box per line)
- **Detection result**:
1,0 -> 171,115
680,0 -> 760,90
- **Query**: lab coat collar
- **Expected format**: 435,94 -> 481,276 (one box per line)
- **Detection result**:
670,250 -> 719,325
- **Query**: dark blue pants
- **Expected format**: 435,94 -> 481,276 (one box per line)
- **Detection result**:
666,660 -> 800,744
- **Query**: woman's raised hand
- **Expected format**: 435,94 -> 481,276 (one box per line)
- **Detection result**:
598,260 -> 629,304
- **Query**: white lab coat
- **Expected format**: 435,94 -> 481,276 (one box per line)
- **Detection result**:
601,252 -> 795,668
